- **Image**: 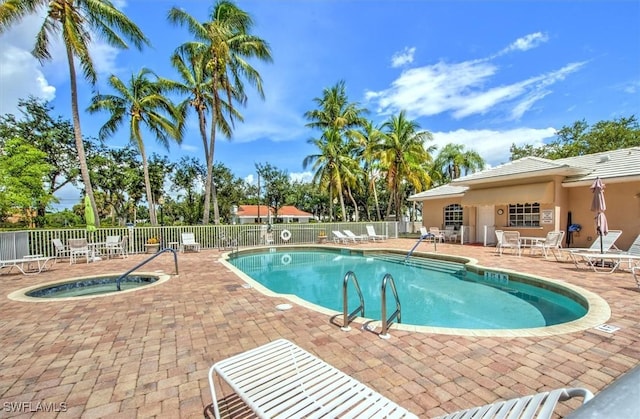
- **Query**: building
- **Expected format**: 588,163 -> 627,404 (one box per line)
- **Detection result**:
409,147 -> 640,250
234,205 -> 314,225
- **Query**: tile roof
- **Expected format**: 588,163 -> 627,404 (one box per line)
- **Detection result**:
236,205 -> 313,217
408,184 -> 468,201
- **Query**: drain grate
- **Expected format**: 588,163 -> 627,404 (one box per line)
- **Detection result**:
594,324 -> 620,333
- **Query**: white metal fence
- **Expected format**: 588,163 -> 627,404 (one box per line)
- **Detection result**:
3,222 -> 397,258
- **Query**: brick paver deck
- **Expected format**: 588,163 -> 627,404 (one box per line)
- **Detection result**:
1,239 -> 638,418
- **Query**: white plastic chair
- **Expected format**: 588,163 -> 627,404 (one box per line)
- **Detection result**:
343,229 -> 368,242
499,231 -> 521,256
181,232 -> 201,252
68,238 -> 90,264
52,238 -> 71,262
366,225 -> 387,241
530,231 -> 565,260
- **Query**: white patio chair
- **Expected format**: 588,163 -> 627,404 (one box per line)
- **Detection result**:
444,225 -> 458,242
530,231 -> 565,260
52,238 -> 71,262
438,387 -> 593,419
499,231 -> 521,256
68,238 -> 91,264
105,235 -> 128,259
494,230 -> 504,253
366,225 -> 388,241
429,227 -> 446,242
181,232 -> 201,252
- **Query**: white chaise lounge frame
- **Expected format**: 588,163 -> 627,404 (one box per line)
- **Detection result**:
208,339 -> 417,419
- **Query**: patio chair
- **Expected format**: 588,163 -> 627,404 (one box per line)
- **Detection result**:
444,225 -> 458,242
260,224 -> 274,245
209,339 -> 417,419
632,266 -> 640,289
332,230 -> 356,244
366,224 -> 387,241
68,238 -> 91,264
343,229 -> 368,242
499,231 -> 521,256
429,227 -> 446,243
181,232 -> 201,252
530,230 -> 565,260
105,235 -> 127,259
565,229 -> 622,253
52,238 -> 71,262
438,387 -> 593,419
494,230 -> 504,253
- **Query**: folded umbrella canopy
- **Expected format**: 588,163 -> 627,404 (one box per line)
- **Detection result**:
590,177 -> 608,254
84,195 -> 97,233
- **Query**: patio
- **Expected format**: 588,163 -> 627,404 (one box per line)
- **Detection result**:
0,239 -> 638,418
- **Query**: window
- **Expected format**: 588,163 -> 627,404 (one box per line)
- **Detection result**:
508,203 -> 540,227
443,204 -> 463,228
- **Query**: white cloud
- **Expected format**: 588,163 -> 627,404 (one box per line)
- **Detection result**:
499,32 -> 549,55
432,127 -> 557,167
289,171 -> 313,183
365,32 -> 585,121
391,47 -> 416,68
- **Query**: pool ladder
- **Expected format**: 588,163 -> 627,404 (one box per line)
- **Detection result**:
341,271 -> 402,339
114,247 -> 179,291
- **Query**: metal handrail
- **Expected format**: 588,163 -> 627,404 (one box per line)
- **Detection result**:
405,233 -> 437,261
115,248 -> 179,291
380,273 -> 401,339
341,271 -> 365,331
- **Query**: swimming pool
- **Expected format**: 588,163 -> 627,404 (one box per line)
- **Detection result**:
226,248 -> 606,333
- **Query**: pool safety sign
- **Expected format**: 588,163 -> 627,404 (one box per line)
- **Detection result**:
541,209 -> 554,224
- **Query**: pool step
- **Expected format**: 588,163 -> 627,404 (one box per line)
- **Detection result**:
369,253 -> 466,276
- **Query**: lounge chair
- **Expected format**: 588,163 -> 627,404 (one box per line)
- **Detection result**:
499,231 -> 521,256
632,266 -> 640,289
343,229 -> 368,242
52,238 -> 71,262
530,231 -> 565,260
332,230 -> 356,244
181,232 -> 201,252
0,255 -> 54,275
438,387 -> 593,419
564,229 -> 622,253
208,339 -> 417,419
568,232 -> 639,273
366,224 -> 388,241
68,238 -> 91,264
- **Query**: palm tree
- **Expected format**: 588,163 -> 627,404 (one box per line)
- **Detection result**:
379,111 -> 434,220
167,1 -> 272,225
304,81 -> 367,220
0,0 -> 149,227
353,120 -> 384,220
431,143 -> 485,184
87,68 -> 183,226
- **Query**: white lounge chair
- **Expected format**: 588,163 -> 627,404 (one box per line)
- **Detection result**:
569,251 -> 640,273
366,225 -> 388,241
332,230 -> 356,244
438,387 -> 593,419
565,229 -> 622,253
343,229 -> 368,242
68,238 -> 91,264
530,231 -> 565,260
208,339 -> 417,419
181,232 -> 201,252
1,256 -> 54,275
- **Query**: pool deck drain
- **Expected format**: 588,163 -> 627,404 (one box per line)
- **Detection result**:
0,239 -> 638,417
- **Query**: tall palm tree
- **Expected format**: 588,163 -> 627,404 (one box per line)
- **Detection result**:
353,120 -> 384,220
0,0 -> 149,226
87,68 -> 184,226
167,1 -> 272,224
432,143 -> 485,184
304,81 -> 367,220
379,111 -> 434,220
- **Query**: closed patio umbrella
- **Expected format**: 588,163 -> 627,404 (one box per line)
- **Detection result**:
590,177 -> 608,254
84,195 -> 97,233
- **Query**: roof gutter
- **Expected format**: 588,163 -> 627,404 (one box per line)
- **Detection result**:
562,175 -> 640,187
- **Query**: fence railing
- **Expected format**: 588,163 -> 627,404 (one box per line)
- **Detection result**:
5,222 -> 397,258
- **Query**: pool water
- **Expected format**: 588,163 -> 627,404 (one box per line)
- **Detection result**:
26,275 -> 158,298
230,250 -> 587,329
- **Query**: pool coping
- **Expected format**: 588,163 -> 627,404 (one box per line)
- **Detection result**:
220,245 -> 611,338
7,271 -> 173,302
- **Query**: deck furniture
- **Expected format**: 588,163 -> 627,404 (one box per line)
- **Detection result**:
208,339 -> 417,419
438,387 -> 593,419
332,230 -> 357,244
366,225 -> 388,241
1,255 -> 54,275
68,238 -> 91,264
343,229 -> 368,242
181,232 -> 201,252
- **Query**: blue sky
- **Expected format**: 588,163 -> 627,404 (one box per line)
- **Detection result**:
1,0 -> 638,208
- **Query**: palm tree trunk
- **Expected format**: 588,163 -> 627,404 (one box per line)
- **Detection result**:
66,45 -> 100,227
346,185 -> 358,221
140,148 -> 157,225
198,107 -> 213,225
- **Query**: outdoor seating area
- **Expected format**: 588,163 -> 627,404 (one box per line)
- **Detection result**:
0,255 -> 54,275
0,238 -> 638,417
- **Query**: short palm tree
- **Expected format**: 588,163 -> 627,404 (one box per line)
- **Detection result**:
0,0 -> 149,226
379,111 -> 434,220
87,68 -> 183,226
167,1 -> 272,224
432,143 -> 485,184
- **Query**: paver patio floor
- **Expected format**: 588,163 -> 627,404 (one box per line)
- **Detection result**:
1,239 -> 638,418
